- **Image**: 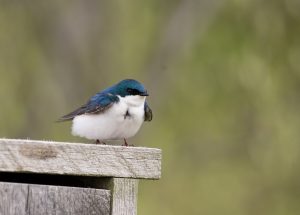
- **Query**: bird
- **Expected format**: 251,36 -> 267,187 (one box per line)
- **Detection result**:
58,79 -> 153,146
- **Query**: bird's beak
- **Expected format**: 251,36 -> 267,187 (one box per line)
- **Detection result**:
140,91 -> 149,96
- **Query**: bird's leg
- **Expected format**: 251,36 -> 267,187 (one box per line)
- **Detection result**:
123,138 -> 128,147
122,138 -> 134,147
95,139 -> 106,145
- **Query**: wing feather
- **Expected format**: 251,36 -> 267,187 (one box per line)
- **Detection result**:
57,93 -> 119,122
144,102 -> 153,121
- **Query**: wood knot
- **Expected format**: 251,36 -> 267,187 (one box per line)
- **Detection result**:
19,145 -> 58,160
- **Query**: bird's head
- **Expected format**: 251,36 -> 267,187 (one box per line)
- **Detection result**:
112,79 -> 149,98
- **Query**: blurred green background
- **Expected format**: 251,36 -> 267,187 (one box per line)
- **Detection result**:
1,0 -> 300,214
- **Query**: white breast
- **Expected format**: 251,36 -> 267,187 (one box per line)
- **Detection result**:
71,95 -> 146,140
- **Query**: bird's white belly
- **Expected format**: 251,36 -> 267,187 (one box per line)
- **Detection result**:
72,96 -> 145,140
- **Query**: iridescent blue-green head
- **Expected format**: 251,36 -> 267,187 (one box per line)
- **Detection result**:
107,79 -> 149,97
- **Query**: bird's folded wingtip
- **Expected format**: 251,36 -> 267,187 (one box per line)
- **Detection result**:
55,116 -> 73,123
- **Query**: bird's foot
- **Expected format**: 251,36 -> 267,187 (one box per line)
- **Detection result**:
95,139 -> 106,145
122,138 -> 128,146
122,138 -> 134,147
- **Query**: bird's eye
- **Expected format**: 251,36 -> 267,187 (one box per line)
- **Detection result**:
127,88 -> 139,95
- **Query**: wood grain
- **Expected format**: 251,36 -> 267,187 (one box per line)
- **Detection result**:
0,182 -> 28,215
0,138 -> 161,179
110,178 -> 138,215
0,182 -> 111,215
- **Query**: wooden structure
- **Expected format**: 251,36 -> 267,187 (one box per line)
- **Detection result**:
0,138 -> 161,215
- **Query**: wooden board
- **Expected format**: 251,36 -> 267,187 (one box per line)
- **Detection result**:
0,138 -> 161,179
111,178 -> 138,215
0,182 -> 110,215
108,178 -> 139,215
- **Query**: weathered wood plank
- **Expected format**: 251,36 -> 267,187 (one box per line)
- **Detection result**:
0,138 -> 161,179
110,178 -> 139,215
0,182 -> 111,215
89,177 -> 139,215
0,182 -> 28,215
28,184 -> 110,215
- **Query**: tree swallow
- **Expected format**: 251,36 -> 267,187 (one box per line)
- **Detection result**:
58,79 -> 152,146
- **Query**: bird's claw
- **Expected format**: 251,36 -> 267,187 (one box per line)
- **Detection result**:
122,138 -> 134,147
95,139 -> 106,145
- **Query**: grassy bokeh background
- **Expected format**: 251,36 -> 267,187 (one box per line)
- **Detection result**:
1,0 -> 300,214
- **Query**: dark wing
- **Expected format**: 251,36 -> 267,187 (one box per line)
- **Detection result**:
57,93 -> 119,122
144,102 -> 153,122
